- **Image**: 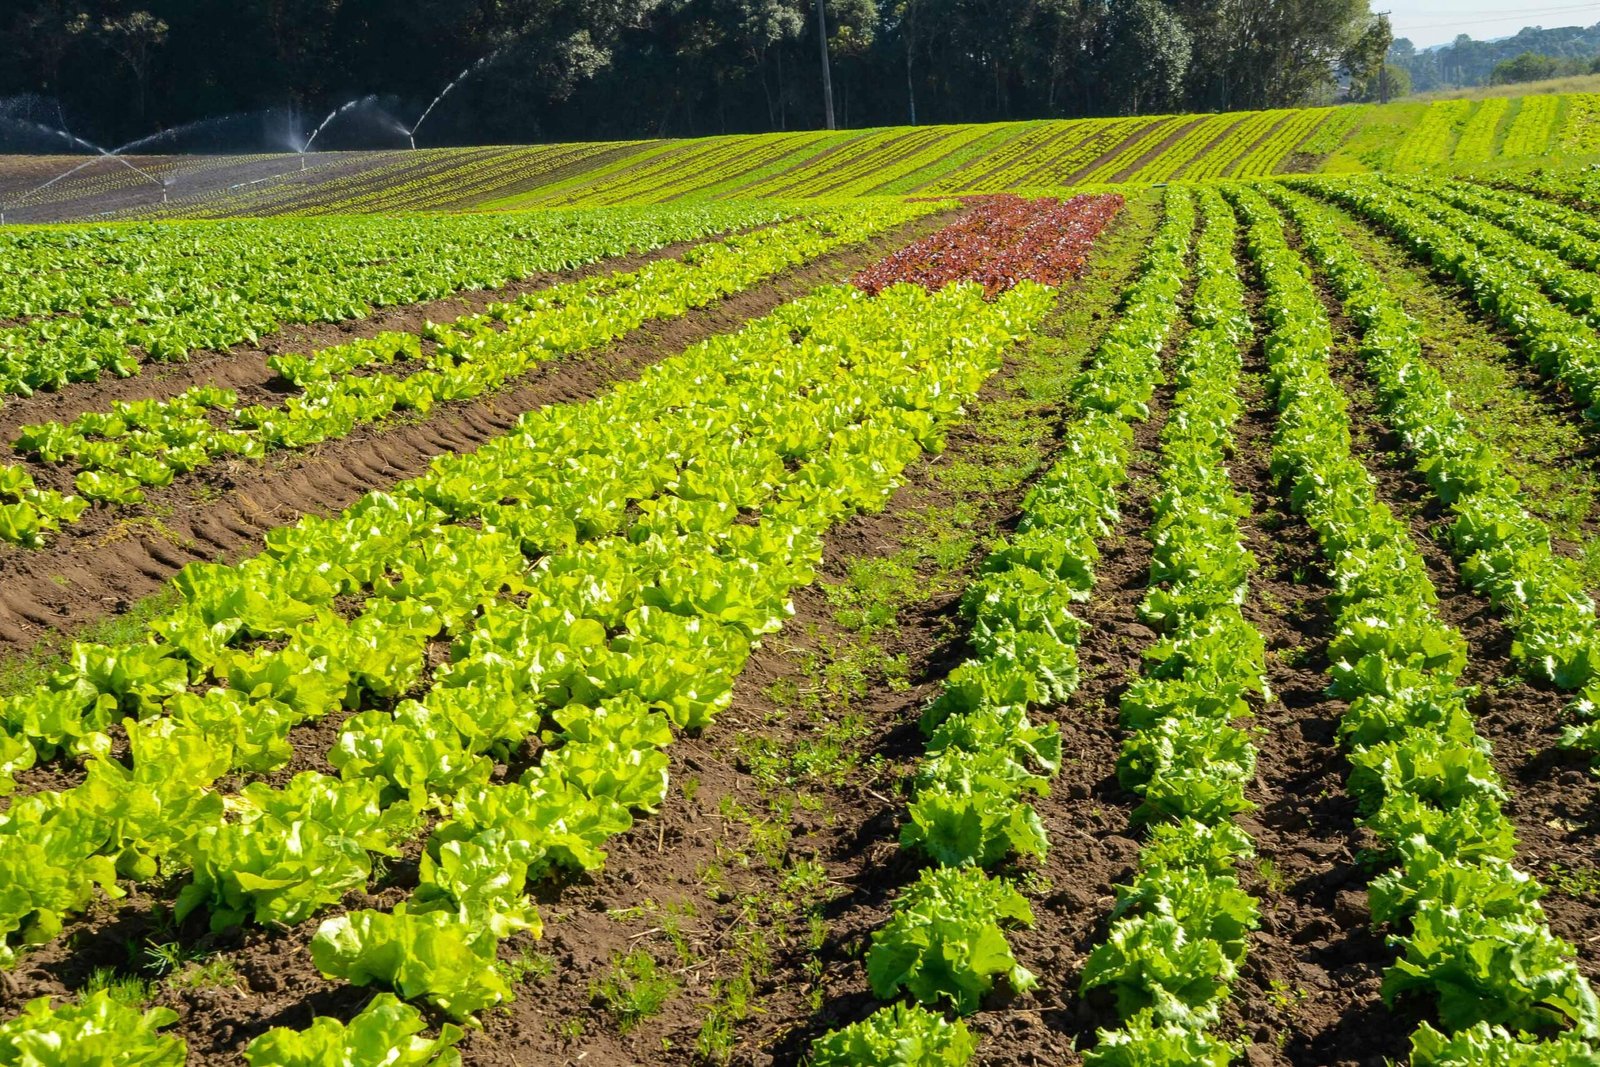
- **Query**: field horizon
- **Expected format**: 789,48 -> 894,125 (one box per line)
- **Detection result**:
3,86 -> 1598,224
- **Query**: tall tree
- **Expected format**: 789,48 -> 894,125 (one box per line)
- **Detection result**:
1100,0 -> 1190,115
94,11 -> 170,123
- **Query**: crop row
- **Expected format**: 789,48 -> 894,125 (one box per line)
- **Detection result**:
1232,184 -> 1600,1063
122,147 -> 540,221
67,152 -> 378,223
473,140 -> 685,209
1484,165 -> 1600,211
5,154 -> 277,213
813,127 -> 1008,198
34,95 -> 1594,226
1501,95 -> 1563,159
1300,177 -> 1600,421
0,464 -> 84,546
533,135 -> 806,208
975,118 -> 1142,189
291,144 -> 639,216
1179,109 -> 1278,181
1266,183 -> 1600,756
628,132 -> 844,203
1455,176 -> 1600,252
1292,105 -> 1366,165
0,200 -> 790,397
1390,99 -> 1472,171
1383,177 -> 1600,332
1559,93 -> 1600,154
762,127 -> 976,200
1,202 -> 934,541
1230,106 -> 1341,178
1452,98 -> 1509,164
0,238 -> 1063,1059
812,187 -> 1193,1064
1134,112 -> 1244,185
1076,185 -> 1268,1063
1078,116 -> 1195,186
913,120 -> 1060,194
853,194 -> 1121,298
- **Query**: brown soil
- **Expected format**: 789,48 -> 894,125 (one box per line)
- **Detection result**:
1278,152 -> 1325,175
0,210 -> 958,653
972,380 -> 1174,1066
1221,314 -> 1407,1067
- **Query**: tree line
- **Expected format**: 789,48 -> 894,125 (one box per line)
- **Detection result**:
1390,24 -> 1600,92
2,0 -> 1387,147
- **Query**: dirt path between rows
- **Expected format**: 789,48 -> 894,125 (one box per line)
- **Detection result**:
980,379 -> 1172,1065
1223,284 -> 1406,1066
0,211 -> 957,653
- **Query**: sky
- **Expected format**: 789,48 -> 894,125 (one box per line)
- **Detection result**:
1387,0 -> 1600,48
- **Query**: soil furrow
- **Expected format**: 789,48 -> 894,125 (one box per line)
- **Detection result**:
1223,308 -> 1405,1066
981,381 -> 1172,1066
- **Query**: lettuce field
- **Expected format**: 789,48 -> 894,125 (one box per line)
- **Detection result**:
2,86 -> 1600,1067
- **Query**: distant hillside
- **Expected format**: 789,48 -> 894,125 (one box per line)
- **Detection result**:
1,89 -> 1596,223
1394,24 -> 1600,90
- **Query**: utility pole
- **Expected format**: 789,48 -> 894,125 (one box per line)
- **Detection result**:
816,0 -> 837,130
1376,10 -> 1392,104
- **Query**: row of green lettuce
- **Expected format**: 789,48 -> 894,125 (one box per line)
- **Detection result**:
1299,175 -> 1600,418
0,202 -> 936,546
809,186 -> 1193,1065
1291,175 -> 1600,758
0,201 -> 795,398
1268,183 -> 1600,759
1230,183 -> 1600,1065
1488,167 -> 1600,212
0,274 -> 1058,1059
1073,186 -> 1269,1065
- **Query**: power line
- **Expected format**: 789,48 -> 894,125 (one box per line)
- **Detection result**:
1396,2 -> 1600,33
